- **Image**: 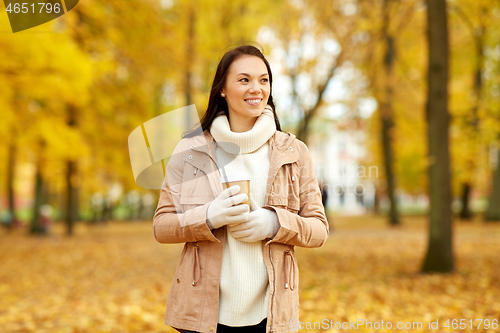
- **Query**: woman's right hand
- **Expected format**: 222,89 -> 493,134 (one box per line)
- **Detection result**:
206,185 -> 250,230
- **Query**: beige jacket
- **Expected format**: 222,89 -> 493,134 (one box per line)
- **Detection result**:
153,129 -> 329,333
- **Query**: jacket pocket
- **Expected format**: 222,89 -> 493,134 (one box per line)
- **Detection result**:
166,243 -> 203,321
180,162 -> 212,199
166,245 -> 187,309
268,163 -> 300,213
179,163 -> 213,212
272,244 -> 300,325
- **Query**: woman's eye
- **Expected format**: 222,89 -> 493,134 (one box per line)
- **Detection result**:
261,78 -> 269,83
239,78 -> 248,82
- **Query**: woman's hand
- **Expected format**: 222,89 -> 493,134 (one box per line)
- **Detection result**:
206,185 -> 250,230
228,194 -> 280,242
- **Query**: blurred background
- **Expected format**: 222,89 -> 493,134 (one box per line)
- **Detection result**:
0,0 -> 499,332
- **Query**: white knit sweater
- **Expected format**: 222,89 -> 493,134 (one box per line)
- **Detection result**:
210,106 -> 276,326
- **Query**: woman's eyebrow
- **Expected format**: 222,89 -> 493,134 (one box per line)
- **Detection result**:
237,73 -> 269,77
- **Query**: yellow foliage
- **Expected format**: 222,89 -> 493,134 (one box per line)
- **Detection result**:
1,216 -> 499,332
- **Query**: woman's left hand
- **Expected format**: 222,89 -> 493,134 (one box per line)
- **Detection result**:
228,194 -> 280,242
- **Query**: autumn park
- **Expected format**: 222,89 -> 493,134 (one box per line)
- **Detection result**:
0,0 -> 499,332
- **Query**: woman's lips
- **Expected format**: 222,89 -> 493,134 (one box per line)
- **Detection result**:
245,99 -> 262,106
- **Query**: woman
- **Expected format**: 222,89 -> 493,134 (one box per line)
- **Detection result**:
153,45 -> 329,333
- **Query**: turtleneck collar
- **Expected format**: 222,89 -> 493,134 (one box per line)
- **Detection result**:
210,105 -> 277,155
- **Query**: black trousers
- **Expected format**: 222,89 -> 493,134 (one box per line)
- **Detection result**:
184,318 -> 267,333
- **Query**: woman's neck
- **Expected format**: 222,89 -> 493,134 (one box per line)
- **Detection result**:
228,114 -> 258,133
210,105 -> 276,154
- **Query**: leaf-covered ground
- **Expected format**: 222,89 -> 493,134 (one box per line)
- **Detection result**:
0,216 -> 499,333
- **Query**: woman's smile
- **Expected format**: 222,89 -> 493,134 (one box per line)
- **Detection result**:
244,98 -> 262,106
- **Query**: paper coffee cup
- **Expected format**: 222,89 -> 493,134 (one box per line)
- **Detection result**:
221,173 -> 251,207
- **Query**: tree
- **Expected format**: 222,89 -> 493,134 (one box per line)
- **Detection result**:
485,139 -> 500,221
260,0 -> 359,144
357,0 -> 427,224
485,16 -> 500,221
378,0 -> 400,225
0,27 -> 93,235
449,1 -> 490,220
421,0 -> 454,273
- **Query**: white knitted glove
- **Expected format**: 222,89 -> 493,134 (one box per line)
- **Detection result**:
228,194 -> 280,242
206,185 -> 250,230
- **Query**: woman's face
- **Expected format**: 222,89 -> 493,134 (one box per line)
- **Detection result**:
221,55 -> 270,132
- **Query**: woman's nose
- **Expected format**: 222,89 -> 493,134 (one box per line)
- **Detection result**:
249,82 -> 261,94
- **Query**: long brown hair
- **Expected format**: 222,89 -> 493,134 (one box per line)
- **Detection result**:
183,44 -> 281,138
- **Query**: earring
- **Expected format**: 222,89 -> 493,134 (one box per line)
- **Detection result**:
221,93 -> 225,97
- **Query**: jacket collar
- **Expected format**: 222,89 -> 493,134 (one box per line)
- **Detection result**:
268,130 -> 296,152
188,130 -> 217,158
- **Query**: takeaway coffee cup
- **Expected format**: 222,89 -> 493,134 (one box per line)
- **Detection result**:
221,173 -> 251,207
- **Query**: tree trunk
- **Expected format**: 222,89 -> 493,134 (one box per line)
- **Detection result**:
30,164 -> 45,235
421,0 -> 454,273
294,48 -> 343,145
459,182 -> 472,219
381,0 -> 400,226
101,196 -> 114,223
30,139 -> 47,235
65,105 -> 79,236
485,141 -> 500,221
65,160 -> 78,235
457,38 -> 484,220
102,199 -> 109,223
6,137 -> 17,231
373,188 -> 380,215
485,28 -> 500,222
296,111 -> 314,145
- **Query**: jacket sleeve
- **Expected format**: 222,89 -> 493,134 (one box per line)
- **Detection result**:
264,141 -> 329,248
152,139 -> 220,244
